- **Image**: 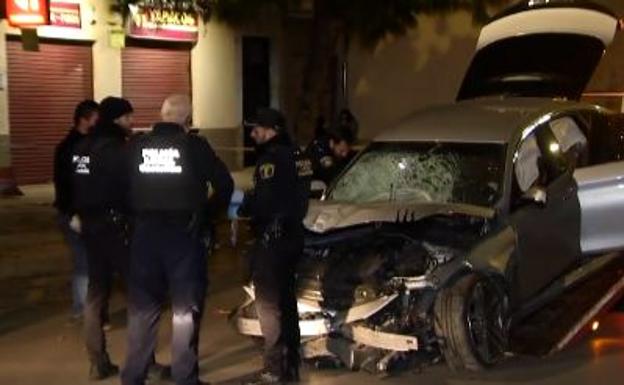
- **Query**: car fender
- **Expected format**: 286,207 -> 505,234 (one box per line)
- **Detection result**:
466,226 -> 517,278
430,226 -> 517,291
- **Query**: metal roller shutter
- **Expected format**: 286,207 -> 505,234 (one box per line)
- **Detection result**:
7,40 -> 93,184
122,46 -> 191,128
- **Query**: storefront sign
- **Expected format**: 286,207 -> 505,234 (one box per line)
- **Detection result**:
49,1 -> 80,28
128,5 -> 198,42
6,0 -> 49,27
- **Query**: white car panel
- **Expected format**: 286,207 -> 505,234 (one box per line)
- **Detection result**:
574,161 -> 624,254
477,8 -> 617,50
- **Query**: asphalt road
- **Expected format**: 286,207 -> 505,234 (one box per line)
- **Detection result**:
1,185 -> 624,385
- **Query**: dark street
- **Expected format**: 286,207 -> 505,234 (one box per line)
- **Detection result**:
2,1 -> 624,384
1,186 -> 624,385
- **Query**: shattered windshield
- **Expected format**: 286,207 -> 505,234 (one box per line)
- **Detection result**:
327,142 -> 506,207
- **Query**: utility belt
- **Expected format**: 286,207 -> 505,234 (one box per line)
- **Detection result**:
79,207 -> 127,223
79,207 -> 130,243
255,217 -> 303,246
136,210 -> 204,236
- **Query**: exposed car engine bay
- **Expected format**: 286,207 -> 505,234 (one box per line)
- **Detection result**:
232,214 -> 491,373
289,215 -> 489,373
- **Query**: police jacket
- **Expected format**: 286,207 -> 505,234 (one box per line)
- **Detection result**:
54,128 -> 86,215
305,137 -> 340,185
128,122 -> 233,217
241,134 -> 311,233
71,123 -> 129,215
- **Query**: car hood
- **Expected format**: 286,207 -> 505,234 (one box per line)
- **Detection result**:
304,200 -> 494,234
457,0 -> 618,101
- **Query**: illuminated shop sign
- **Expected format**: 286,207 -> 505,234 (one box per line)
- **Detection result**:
49,1 -> 81,28
6,0 -> 49,27
128,5 -> 198,42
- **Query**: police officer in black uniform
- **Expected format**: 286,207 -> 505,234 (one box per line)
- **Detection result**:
240,108 -> 311,385
122,95 -> 233,385
305,127 -> 355,185
71,96 -> 134,379
54,100 -> 99,321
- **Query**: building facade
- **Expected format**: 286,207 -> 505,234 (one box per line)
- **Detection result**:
0,0 -> 285,183
2,1 -> 622,183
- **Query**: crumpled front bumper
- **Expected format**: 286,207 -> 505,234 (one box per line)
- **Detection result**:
232,286 -> 419,352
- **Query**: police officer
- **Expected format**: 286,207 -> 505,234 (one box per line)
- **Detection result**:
240,108 -> 311,385
337,108 -> 359,142
305,126 -> 355,185
54,100 -> 99,322
71,96 -> 134,379
122,95 -> 233,385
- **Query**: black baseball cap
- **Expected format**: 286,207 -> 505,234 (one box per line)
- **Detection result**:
248,108 -> 286,132
99,97 -> 134,122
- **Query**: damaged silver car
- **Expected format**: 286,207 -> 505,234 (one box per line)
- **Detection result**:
232,0 -> 624,373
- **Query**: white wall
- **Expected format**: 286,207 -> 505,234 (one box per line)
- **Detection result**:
191,21 -> 242,129
348,11 -> 480,140
91,0 -> 122,100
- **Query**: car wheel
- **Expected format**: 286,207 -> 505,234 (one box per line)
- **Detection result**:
434,273 -> 509,372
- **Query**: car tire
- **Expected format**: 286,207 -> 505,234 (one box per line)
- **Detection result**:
434,273 -> 509,372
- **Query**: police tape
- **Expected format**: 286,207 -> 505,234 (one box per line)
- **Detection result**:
7,142 -> 257,152
7,143 -> 258,154
583,92 -> 624,97
8,143 -> 366,152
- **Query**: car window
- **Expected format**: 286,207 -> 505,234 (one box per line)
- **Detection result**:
512,124 -> 569,204
515,135 -> 542,193
549,116 -> 588,168
326,142 -> 506,207
587,113 -> 624,164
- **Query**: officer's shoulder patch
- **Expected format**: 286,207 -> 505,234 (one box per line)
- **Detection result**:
259,163 -> 276,180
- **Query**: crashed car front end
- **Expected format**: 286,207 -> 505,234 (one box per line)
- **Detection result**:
231,0 -> 624,374
232,202 -> 494,372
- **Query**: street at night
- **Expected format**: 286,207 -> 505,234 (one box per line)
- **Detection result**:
1,187 -> 624,385
2,0 -> 624,384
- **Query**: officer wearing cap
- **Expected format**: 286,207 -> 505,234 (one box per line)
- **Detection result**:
122,95 -> 233,385
239,108 -> 311,385
71,96 -> 135,379
305,126 -> 355,185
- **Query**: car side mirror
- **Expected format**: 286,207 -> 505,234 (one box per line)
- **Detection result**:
522,186 -> 547,206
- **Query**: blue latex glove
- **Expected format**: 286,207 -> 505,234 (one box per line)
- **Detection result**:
228,189 -> 245,219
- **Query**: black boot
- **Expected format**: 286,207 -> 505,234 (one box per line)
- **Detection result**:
89,354 -> 119,380
282,365 -> 299,383
282,350 -> 300,383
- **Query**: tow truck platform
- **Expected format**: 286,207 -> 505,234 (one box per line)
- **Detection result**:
511,252 -> 624,356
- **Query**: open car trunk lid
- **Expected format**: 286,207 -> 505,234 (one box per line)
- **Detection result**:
457,0 -> 618,101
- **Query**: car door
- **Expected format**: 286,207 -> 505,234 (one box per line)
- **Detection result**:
570,111 -> 624,254
509,123 -> 582,303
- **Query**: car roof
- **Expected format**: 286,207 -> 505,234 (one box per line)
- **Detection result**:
374,97 -> 589,144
